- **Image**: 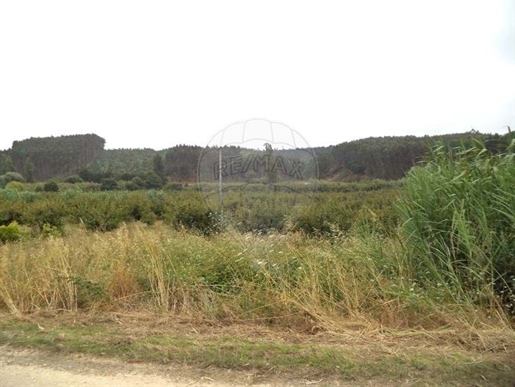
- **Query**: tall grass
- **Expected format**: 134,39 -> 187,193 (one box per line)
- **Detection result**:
0,222 -> 510,330
398,139 -> 515,315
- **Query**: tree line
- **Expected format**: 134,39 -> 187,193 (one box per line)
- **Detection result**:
0,131 -> 512,187
315,131 -> 513,180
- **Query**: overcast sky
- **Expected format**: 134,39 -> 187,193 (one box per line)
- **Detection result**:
1,1 -> 514,151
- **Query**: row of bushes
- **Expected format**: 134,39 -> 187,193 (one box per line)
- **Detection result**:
0,187 -> 399,235
4,179 -> 189,193
7,178 -> 400,194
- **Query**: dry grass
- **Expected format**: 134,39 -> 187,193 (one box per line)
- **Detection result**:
1,310 -> 514,385
0,222 -> 512,333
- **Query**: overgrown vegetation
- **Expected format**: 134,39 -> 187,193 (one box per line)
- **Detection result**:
0,222 -> 506,329
399,139 -> 515,315
0,138 -> 514,324
0,184 -> 399,235
0,221 -> 27,243
1,137 -> 514,384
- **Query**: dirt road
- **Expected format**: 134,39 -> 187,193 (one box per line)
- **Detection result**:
1,347 -> 355,387
0,347 -> 273,387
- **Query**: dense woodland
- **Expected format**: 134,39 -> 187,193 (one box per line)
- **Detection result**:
316,131 -> 512,180
0,131 -> 512,187
3,134 -> 105,181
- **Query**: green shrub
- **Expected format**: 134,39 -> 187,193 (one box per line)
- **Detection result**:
164,182 -> 183,191
175,204 -> 221,235
126,176 -> 145,191
0,172 -> 25,188
71,192 -> 130,231
0,221 -> 26,243
5,181 -> 25,191
43,181 -> 59,192
100,178 -> 118,191
15,195 -> 65,231
64,175 -> 83,184
232,200 -> 286,233
124,191 -> 156,224
143,172 -> 165,190
41,223 -> 62,238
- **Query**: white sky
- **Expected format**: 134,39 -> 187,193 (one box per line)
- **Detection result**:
0,1 -> 514,151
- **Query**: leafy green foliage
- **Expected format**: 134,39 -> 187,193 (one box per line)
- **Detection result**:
43,181 -> 59,192
164,182 -> 183,191
126,176 -> 146,191
100,178 -> 118,191
4,131 -> 510,186
174,203 -> 221,235
82,148 -> 164,182
164,145 -> 202,181
143,172 -> 165,190
73,192 -> 133,231
0,153 -> 14,175
78,168 -> 110,183
4,181 -> 25,191
64,175 -> 83,184
0,182 -> 400,236
0,172 -> 25,188
399,138 -> 515,313
40,223 -> 62,238
23,157 -> 34,183
153,153 -> 165,178
0,221 -> 26,243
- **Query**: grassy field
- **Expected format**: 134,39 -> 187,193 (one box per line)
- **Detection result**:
0,140 -> 514,384
0,222 -> 511,329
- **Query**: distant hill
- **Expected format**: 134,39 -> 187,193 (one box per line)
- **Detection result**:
0,131 -> 512,183
316,131 -> 512,181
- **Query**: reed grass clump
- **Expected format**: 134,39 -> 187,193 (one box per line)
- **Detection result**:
399,139 -> 515,315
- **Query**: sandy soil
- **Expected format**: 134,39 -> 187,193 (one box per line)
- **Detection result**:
0,347 -> 261,386
0,347 -> 358,387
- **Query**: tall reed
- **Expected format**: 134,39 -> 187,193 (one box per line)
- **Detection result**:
398,139 -> 515,315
